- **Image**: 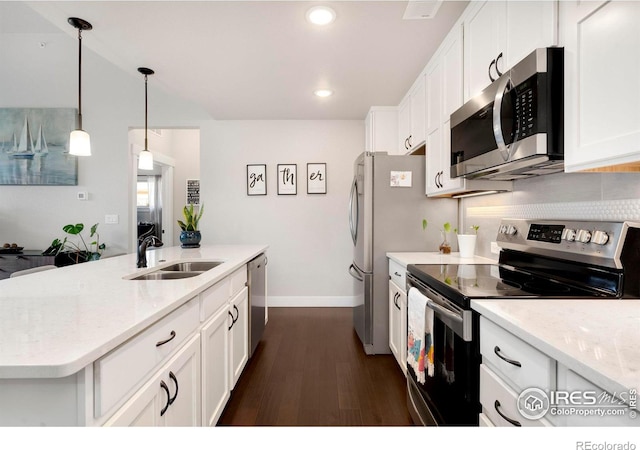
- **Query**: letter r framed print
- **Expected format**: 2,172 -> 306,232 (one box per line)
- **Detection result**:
247,164 -> 267,196
277,163 -> 297,195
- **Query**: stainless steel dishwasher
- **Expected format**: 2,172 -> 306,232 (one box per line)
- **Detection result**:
247,253 -> 267,357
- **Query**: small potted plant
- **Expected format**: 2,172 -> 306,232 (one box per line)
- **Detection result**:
457,225 -> 479,258
440,222 -> 452,254
177,204 -> 204,248
46,223 -> 106,266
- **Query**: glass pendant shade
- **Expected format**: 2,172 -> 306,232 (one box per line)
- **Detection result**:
69,129 -> 91,156
138,149 -> 154,170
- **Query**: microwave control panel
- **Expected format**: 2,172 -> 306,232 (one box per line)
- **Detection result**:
513,76 -> 538,140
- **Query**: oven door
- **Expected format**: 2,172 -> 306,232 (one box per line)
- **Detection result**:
406,274 -> 480,426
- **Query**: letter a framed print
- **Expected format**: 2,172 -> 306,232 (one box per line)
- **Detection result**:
247,164 -> 267,196
307,163 -> 327,194
277,164 -> 297,195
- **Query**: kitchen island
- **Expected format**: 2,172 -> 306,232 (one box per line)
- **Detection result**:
0,244 -> 267,426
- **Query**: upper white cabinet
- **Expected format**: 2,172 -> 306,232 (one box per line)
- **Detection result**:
398,74 -> 427,154
562,0 -> 640,172
464,1 -> 558,100
365,106 -> 398,154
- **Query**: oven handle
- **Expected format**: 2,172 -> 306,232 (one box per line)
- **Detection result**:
426,299 -> 463,325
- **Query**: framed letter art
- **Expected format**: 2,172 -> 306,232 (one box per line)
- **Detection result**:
247,164 -> 267,196
307,163 -> 327,194
277,164 -> 297,195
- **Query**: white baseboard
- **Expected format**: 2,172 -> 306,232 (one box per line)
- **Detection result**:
267,296 -> 358,307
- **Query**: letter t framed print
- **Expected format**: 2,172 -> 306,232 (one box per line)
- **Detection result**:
277,164 -> 297,195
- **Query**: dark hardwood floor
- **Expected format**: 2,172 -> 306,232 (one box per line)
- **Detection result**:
218,307 -> 413,426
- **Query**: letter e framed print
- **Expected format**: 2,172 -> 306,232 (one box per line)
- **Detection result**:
247,164 -> 267,196
307,163 -> 327,194
277,164 -> 297,195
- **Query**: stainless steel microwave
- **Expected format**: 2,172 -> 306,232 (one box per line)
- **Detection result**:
450,47 -> 564,181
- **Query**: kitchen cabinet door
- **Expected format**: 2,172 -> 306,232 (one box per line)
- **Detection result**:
563,0 -> 640,172
397,96 -> 411,154
388,281 -> 403,372
409,74 -> 427,150
229,286 -> 249,388
365,107 -> 398,154
104,334 -> 201,427
201,304 -> 230,426
504,1 -> 557,70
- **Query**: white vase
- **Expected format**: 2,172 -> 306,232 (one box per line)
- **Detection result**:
457,234 -> 477,258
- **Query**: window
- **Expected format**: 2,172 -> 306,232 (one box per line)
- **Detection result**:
137,181 -> 150,207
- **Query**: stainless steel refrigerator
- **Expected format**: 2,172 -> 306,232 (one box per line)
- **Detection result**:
348,151 -> 457,355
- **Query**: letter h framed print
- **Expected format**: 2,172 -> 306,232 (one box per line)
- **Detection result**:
277,163 -> 297,195
247,164 -> 267,196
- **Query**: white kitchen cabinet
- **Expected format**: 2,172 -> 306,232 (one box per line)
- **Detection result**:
365,106 -> 398,154
229,286 -> 249,387
388,259 -> 407,375
398,74 -> 427,154
201,305 -> 230,427
562,0 -> 640,172
104,334 -> 201,427
464,1 -> 558,100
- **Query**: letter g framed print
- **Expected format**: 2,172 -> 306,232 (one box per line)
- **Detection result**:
247,164 -> 267,196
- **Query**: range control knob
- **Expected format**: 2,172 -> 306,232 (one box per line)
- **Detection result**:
505,225 -> 517,236
576,229 -> 592,244
562,229 -> 577,242
499,225 -> 507,234
592,230 -> 609,245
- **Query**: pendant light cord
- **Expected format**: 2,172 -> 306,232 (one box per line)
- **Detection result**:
77,27 -> 83,130
144,74 -> 148,151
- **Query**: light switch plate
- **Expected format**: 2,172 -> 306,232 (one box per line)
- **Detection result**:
490,241 -> 500,254
105,214 -> 119,224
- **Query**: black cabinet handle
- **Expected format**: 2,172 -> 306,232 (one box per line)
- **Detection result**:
168,371 -> 178,405
160,380 -> 170,416
394,271 -> 401,277
233,304 -> 239,324
228,311 -> 235,330
393,292 -> 401,310
488,59 -> 497,82
404,137 -> 410,150
494,400 -> 521,426
495,52 -> 503,77
494,346 -> 522,367
156,330 -> 176,347
408,135 -> 412,148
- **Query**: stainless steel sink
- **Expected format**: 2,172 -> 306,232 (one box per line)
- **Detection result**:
126,260 -> 224,280
129,271 -> 202,281
160,261 -> 223,272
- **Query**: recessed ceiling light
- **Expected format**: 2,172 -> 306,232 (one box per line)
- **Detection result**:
306,6 -> 336,26
314,89 -> 334,98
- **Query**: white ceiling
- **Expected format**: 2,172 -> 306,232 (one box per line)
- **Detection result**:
3,1 -> 469,120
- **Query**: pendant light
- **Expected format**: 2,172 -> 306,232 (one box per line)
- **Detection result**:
68,17 -> 92,156
138,67 -> 155,171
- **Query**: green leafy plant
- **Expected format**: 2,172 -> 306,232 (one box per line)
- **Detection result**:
422,219 -> 428,231
178,204 -> 204,231
442,222 -> 451,233
470,225 -> 480,234
46,223 -> 105,260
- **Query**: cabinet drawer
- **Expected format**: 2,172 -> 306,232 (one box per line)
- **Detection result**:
94,298 -> 200,418
388,259 -> 406,291
480,316 -> 554,392
480,364 -> 552,427
200,278 -> 230,321
229,266 -> 247,297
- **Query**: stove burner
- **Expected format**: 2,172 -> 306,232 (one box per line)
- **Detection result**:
460,276 -> 523,293
523,281 -> 572,295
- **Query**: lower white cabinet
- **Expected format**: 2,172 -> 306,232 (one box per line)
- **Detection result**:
104,334 -> 201,427
229,286 -> 249,388
388,280 -> 407,375
201,304 -> 231,427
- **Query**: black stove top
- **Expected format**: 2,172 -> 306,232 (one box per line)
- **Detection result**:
407,262 -> 620,309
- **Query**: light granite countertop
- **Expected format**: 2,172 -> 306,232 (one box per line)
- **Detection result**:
387,251 -> 498,266
0,244 -> 267,379
472,299 -> 640,396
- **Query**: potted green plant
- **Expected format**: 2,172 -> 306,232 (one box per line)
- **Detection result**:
457,225 -> 479,259
177,204 -> 204,248
439,222 -> 452,254
46,223 -> 106,266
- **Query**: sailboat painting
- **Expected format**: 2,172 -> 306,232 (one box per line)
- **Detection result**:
0,108 -> 77,185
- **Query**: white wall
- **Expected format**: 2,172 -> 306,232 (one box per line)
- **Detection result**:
0,29 -> 208,255
200,120 -> 364,305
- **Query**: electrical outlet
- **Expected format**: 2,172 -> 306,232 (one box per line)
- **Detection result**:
77,191 -> 88,201
490,241 -> 500,254
105,214 -> 119,224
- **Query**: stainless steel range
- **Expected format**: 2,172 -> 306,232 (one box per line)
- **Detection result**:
406,219 -> 640,426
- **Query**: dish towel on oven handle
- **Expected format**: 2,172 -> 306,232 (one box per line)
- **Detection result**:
407,287 -> 435,383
